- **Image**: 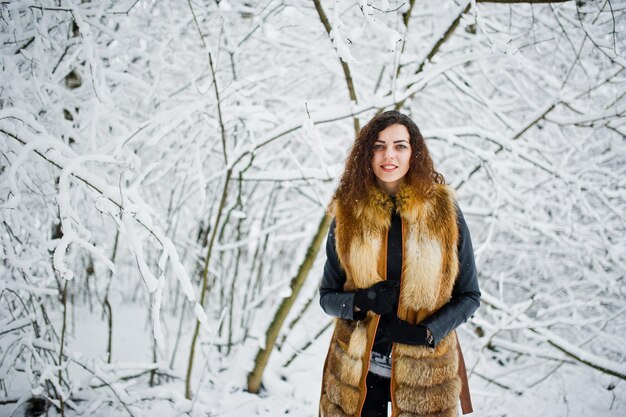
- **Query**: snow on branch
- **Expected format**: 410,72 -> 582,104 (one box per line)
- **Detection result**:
481,291 -> 626,380
0,111 -> 210,340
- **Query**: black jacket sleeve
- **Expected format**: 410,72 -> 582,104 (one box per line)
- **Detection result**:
319,219 -> 363,321
420,203 -> 481,346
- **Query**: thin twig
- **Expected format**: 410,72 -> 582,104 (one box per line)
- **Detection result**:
312,0 -> 360,134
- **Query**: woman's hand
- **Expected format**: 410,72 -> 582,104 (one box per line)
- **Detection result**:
389,317 -> 434,347
353,280 -> 399,315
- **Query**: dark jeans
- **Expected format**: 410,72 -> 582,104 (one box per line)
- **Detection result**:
362,372 -> 390,417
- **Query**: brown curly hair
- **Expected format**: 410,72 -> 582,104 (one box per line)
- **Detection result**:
332,110 -> 445,205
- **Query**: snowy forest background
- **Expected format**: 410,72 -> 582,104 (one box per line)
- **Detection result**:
1,0 -> 624,416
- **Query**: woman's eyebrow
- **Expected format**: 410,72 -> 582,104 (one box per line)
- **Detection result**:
374,139 -> 409,143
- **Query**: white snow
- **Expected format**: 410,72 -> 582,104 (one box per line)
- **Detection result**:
1,0 -> 624,416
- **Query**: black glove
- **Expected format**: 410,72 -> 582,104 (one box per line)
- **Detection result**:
389,317 -> 434,347
353,280 -> 399,315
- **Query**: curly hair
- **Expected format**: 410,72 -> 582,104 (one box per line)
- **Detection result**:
332,110 -> 445,205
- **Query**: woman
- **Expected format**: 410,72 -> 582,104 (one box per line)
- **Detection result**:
318,111 -> 481,417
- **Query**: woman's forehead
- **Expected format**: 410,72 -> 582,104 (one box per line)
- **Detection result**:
377,125 -> 410,142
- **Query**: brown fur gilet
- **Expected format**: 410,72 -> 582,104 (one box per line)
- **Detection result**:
319,182 -> 461,417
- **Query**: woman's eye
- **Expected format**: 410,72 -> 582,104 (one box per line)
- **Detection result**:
396,144 -> 407,150
373,144 -> 384,150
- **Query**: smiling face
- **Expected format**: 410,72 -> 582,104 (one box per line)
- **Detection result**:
370,123 -> 412,195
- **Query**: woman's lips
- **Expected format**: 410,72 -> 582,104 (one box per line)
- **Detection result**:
381,165 -> 397,173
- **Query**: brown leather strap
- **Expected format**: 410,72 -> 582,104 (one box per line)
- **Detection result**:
455,333 -> 473,414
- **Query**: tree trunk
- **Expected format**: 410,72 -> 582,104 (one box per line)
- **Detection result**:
246,212 -> 332,393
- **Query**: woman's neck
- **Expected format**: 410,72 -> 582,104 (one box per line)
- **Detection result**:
375,178 -> 402,196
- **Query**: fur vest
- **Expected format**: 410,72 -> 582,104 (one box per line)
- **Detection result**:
319,183 -> 465,417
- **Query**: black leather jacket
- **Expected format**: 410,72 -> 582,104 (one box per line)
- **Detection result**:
319,203 -> 481,352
